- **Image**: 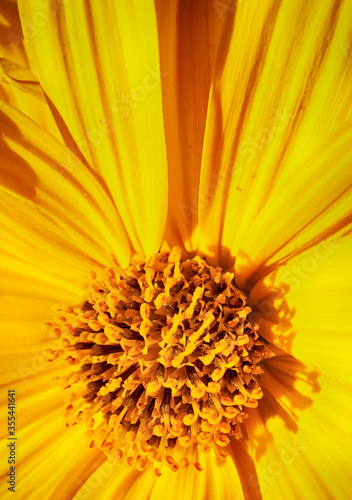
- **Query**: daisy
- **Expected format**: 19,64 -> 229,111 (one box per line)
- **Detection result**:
1,0 -> 352,499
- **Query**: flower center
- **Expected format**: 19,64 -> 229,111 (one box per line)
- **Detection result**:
48,244 -> 272,476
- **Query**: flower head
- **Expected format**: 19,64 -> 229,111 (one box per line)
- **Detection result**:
52,245 -> 273,475
1,0 -> 352,499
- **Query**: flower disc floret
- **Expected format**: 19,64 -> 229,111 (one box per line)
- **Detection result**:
49,244 -> 273,475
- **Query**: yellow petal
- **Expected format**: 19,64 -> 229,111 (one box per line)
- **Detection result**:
0,306 -> 107,499
85,466 -> 152,500
19,0 -> 168,257
0,0 -> 26,66
199,0 -> 352,269
249,233 -> 352,375
0,326 -> 106,499
0,58 -> 45,100
6,412 -> 105,499
150,451 -> 243,500
235,122 -> 352,288
83,450 -> 244,500
0,2 -> 60,136
0,191 -> 107,296
0,256 -> 84,357
154,0 -> 223,252
244,365 -> 352,499
0,100 -> 131,268
242,234 -> 352,497
1,357 -> 66,425
0,68 -> 62,140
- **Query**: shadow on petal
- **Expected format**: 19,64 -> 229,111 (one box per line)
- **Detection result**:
0,112 -> 39,200
220,249 -> 321,497
227,437 -> 264,500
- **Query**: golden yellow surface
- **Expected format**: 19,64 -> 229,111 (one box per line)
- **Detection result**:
0,0 -> 351,498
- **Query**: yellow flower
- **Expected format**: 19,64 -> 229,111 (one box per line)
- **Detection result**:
1,0 -> 352,499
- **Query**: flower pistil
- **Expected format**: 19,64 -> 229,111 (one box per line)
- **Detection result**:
48,244 -> 273,475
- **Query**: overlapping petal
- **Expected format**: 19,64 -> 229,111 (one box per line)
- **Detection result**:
83,449 -> 243,500
236,233 -> 352,497
199,0 -> 352,271
243,370 -> 351,499
0,0 -> 60,136
19,0 -> 168,257
0,100 -> 131,272
0,1 -> 351,499
154,0 -> 223,252
249,233 -> 352,373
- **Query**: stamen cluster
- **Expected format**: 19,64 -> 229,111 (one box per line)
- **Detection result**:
48,245 -> 272,475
